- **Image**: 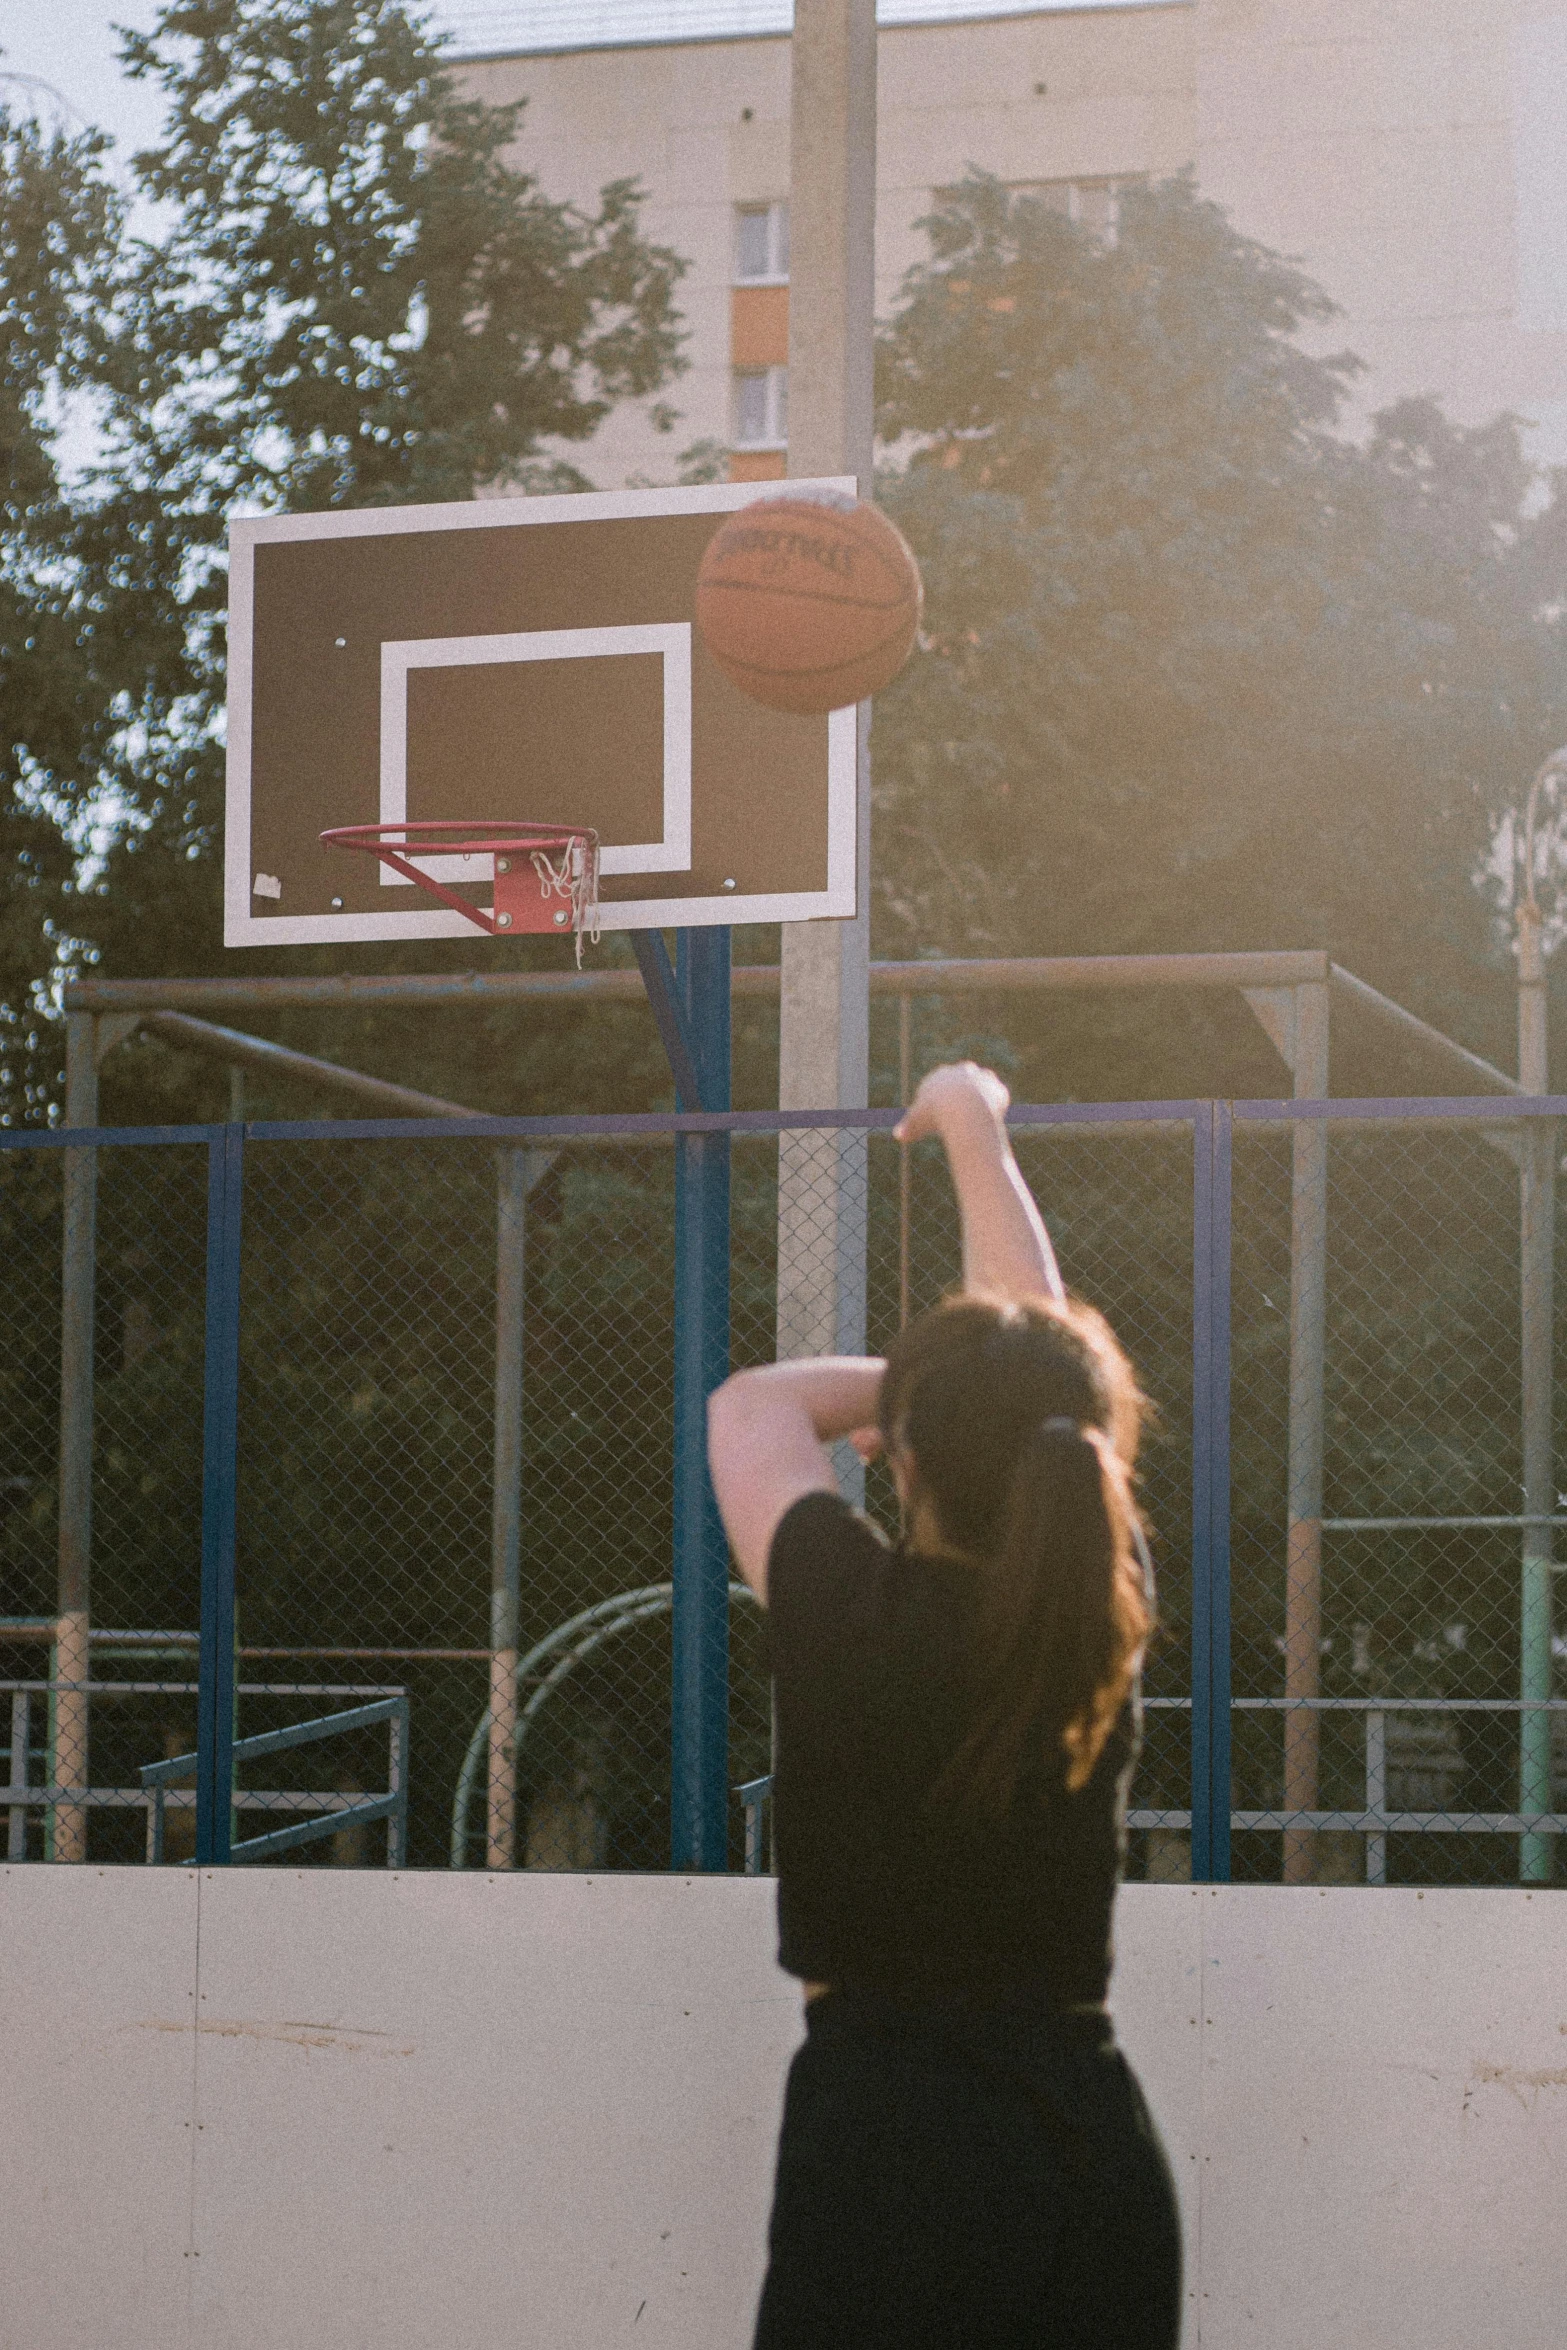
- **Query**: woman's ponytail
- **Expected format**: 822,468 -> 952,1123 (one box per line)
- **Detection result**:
923,1412 -> 1149,1821
880,1292 -> 1153,1816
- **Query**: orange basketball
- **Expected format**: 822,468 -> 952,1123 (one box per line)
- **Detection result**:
694,494 -> 923,715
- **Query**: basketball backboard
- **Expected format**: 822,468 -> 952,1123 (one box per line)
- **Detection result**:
224,479 -> 860,949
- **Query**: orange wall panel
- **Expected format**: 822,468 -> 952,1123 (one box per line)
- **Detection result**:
730,284 -> 790,369
728,449 -> 787,483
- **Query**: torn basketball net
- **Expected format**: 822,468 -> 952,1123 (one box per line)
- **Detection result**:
321,822 -> 602,965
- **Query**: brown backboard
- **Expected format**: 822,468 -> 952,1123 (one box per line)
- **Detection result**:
225,480 -> 859,948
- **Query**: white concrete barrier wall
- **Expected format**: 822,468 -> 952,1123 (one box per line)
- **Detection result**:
1,1870 -> 1562,2350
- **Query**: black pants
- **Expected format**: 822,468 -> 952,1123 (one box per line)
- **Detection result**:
754,1989 -> 1182,2350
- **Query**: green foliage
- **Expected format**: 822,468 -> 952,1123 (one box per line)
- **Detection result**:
873,174 -> 1567,1096
115,0 -> 686,517
0,107 -> 126,1119
1,1 -> 690,1120
0,1147 -> 65,1600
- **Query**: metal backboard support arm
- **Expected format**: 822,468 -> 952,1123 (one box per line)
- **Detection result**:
630,930 -> 707,1113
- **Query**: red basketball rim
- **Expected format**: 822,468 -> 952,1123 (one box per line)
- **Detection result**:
321,820 -> 602,955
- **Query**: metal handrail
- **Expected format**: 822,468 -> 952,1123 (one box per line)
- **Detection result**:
142,1696 -> 409,1867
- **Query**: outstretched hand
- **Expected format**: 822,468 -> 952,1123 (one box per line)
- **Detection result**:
894,1061 -> 1010,1146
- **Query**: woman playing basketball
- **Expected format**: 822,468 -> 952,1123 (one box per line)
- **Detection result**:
708,1061 -> 1182,2350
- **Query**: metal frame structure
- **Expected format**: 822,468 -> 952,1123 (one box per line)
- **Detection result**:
141,1694 -> 409,1866
6,1086 -> 1562,1880
19,944 -> 1551,1879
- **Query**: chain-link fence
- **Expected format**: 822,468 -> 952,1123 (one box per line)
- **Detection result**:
1231,1106 -> 1567,1886
3,1100 -> 1563,1887
1,1138 -> 210,1864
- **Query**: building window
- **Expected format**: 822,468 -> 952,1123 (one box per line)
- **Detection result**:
735,200 -> 789,283
733,364 -> 788,448
1007,174 -> 1145,242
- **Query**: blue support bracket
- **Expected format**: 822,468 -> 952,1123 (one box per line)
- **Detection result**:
196,1121 -> 244,1866
630,929 -> 707,1111
1191,1101 -> 1233,1882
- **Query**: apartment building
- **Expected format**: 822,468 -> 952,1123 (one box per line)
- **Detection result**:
442,0 -> 1567,485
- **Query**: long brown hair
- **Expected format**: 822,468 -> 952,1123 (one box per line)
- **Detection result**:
877,1293 -> 1151,1811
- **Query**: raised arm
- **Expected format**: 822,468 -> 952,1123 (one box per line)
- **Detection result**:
896,1063 -> 1064,1305
708,1357 -> 886,1601
708,1066 -> 1059,1600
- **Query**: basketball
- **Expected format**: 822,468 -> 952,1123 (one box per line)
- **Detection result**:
694,493 -> 923,715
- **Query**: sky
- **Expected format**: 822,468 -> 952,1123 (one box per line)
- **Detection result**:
0,2 -> 165,162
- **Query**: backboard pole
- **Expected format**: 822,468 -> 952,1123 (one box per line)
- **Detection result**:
670,927 -> 732,1870
777,0 -> 876,1484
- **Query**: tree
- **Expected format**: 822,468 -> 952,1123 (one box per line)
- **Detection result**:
872,174 -> 1567,1099
0,104 -> 125,1122
0,0 -> 692,1121
870,180 -> 1567,1845
115,0 -> 688,518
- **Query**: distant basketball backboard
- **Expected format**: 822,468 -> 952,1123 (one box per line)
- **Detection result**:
224,479 -> 860,948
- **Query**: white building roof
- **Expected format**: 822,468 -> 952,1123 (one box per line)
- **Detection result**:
432,2 -> 1178,61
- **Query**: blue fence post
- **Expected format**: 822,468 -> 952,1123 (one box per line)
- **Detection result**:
1191,1101 -> 1233,1882
671,928 -> 732,1870
196,1122 -> 244,1867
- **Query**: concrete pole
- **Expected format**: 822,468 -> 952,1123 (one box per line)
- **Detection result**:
777,0 -> 876,1484
784,0 -> 876,506
1516,899 -> 1554,1882
51,1012 -> 98,1862
1282,981 -> 1329,1884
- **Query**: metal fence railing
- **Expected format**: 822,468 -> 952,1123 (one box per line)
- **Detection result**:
2,1099 -> 1563,1887
1226,1100 -> 1567,1887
